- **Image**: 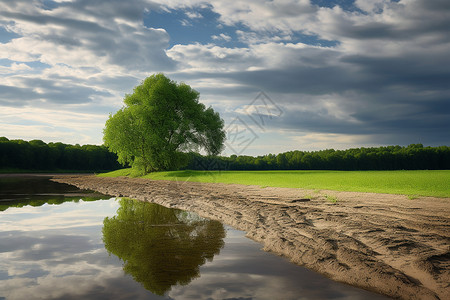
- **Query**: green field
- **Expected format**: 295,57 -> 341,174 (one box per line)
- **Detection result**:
99,169 -> 450,198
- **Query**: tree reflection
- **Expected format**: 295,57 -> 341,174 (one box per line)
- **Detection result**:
0,176 -> 107,212
102,198 -> 225,296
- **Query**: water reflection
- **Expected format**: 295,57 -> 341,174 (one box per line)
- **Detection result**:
102,198 -> 226,295
0,175 -> 107,212
0,176 -> 389,300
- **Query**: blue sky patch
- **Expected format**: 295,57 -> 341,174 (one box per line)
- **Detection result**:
0,59 -> 50,73
144,5 -> 247,47
0,26 -> 21,44
25,61 -> 51,71
311,0 -> 361,11
0,59 -> 13,67
39,0 -> 60,11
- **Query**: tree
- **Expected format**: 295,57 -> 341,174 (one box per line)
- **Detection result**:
103,74 -> 225,173
102,199 -> 225,295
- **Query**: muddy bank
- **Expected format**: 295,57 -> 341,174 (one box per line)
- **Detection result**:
52,175 -> 449,300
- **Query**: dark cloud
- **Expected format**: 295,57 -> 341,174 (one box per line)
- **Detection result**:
267,90 -> 450,143
0,85 -> 40,106
264,103 -> 450,146
191,45 -> 450,146
58,0 -> 160,21
341,55 -> 450,92
0,0 -> 176,71
0,11 -> 110,34
417,0 -> 450,11
328,0 -> 450,42
231,67 -> 355,95
0,78 -> 112,106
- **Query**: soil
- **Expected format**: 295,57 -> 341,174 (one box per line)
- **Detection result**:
52,175 -> 450,300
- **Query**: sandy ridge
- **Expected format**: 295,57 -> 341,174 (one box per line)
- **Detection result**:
52,175 -> 449,300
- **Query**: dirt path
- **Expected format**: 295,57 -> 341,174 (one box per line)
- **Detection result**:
52,175 -> 449,300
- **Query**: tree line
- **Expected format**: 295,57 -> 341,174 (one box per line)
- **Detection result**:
184,144 -> 450,171
0,137 -> 121,171
2,137 -> 448,172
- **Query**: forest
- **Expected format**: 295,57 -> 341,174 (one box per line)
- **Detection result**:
0,137 -> 121,171
1,137 -> 449,172
184,144 -> 450,171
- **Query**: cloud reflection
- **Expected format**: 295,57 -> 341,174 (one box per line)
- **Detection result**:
0,193 -> 387,300
0,199 -> 156,300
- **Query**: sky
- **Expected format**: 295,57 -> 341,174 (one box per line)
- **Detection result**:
0,0 -> 449,156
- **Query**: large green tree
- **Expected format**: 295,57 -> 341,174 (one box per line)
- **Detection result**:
103,74 -> 225,173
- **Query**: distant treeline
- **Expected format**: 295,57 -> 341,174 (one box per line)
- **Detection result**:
184,144 -> 450,171
0,137 -> 121,171
2,137 -> 449,172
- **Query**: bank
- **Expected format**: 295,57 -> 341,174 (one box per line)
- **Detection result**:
53,175 -> 450,300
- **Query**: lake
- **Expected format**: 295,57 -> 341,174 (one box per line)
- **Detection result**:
0,175 -> 389,299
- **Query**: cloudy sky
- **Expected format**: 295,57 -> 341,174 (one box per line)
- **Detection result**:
1,0 -> 449,155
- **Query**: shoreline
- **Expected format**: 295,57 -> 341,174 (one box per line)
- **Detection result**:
52,175 -> 449,300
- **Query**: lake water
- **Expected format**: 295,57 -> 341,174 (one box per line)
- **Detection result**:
0,175 -> 389,300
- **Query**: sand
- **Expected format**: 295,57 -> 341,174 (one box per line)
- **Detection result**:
52,175 -> 449,300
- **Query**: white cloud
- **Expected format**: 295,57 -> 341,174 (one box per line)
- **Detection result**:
167,43 -> 260,72
0,106 -> 108,145
186,11 -> 203,19
211,33 -> 232,42
180,19 -> 192,26
289,132 -> 377,151
0,62 -> 31,74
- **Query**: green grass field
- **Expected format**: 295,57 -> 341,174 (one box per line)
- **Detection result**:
99,169 -> 450,198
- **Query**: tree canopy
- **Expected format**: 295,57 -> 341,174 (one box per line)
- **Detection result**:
102,199 -> 225,295
0,137 -> 120,171
103,74 -> 225,173
183,144 -> 450,171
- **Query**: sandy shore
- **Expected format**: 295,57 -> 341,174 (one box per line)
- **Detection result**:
52,175 -> 449,300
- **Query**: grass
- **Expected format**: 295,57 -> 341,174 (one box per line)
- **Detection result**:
99,169 -> 450,198
97,168 -> 143,178
325,194 -> 338,204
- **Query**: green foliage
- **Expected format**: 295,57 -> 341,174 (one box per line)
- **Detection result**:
103,74 -> 225,173
0,137 -> 121,171
96,168 -> 142,178
102,198 -> 225,295
0,196 -> 105,212
325,194 -> 338,203
183,144 -> 450,171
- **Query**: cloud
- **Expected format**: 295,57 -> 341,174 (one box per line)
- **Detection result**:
0,1 -> 175,71
0,0 -> 179,145
167,43 -> 262,72
0,77 -> 112,107
211,33 -> 231,42
0,0 -> 449,150
3,198 -> 138,300
0,62 -> 31,74
186,11 -> 203,19
161,0 -> 450,150
0,106 -> 108,144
